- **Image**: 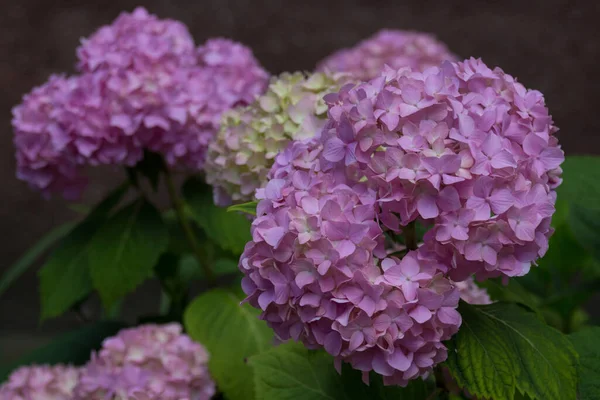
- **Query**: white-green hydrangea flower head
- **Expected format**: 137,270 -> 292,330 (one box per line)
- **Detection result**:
205,71 -> 349,206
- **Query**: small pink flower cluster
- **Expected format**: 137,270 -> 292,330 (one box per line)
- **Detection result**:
12,7 -> 268,199
317,30 -> 457,81
0,324 -> 214,400
240,58 -> 562,386
454,277 -> 492,305
76,323 -> 215,400
0,365 -> 79,400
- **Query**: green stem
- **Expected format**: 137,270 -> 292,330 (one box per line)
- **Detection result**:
404,221 -> 418,251
163,167 -> 216,286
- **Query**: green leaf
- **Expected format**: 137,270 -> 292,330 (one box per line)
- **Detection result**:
39,184 -> 129,320
227,201 -> 258,216
178,255 -> 239,281
478,278 -> 542,318
558,156 -> 600,210
445,302 -> 578,400
89,199 -> 168,308
0,222 -> 75,298
182,177 -> 251,255
569,205 -> 600,266
0,321 -> 126,382
184,288 -> 273,400
569,327 -> 600,399
249,341 -> 434,400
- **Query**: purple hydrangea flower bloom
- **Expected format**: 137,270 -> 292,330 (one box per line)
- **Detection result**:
12,75 -> 88,200
0,365 -> 79,400
317,30 -> 457,81
77,7 -> 197,74
75,323 -> 215,400
240,57 -> 561,386
147,38 -> 269,170
13,7 -> 268,199
242,139 -> 461,387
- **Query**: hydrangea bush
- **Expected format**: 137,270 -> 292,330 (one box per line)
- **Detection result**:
1,10 -> 597,400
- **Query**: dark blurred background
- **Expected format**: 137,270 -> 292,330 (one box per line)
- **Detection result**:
1,0 -> 598,362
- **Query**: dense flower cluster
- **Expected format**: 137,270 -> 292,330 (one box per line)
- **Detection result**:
205,72 -> 349,206
317,30 -> 457,81
0,365 -> 79,400
12,75 -> 86,199
240,58 -> 562,386
76,7 -> 197,73
243,141 -> 461,387
145,38 -> 270,170
13,7 -> 268,198
76,323 -> 215,400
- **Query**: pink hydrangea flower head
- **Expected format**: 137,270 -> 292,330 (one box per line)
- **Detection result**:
149,38 -> 269,171
317,30 -> 457,81
205,71 -> 349,206
75,323 -> 215,400
78,8 -> 269,171
453,277 -> 492,305
12,75 -> 87,199
15,8 -> 269,199
77,7 -> 196,73
319,57 -> 562,281
240,57 -> 562,385
0,365 -> 80,400
241,138 -> 461,386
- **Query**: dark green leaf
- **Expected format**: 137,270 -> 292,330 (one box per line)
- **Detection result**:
569,327 -> 600,399
0,321 -> 126,382
184,289 -> 273,400
39,184 -> 129,320
445,302 -> 578,400
89,199 -> 168,308
182,177 -> 251,255
569,205 -> 600,267
86,183 -> 130,220
249,341 -> 434,400
214,258 -> 239,276
227,201 -> 258,216
558,156 -> 600,210
478,279 -> 542,318
178,255 -> 239,281
0,222 -> 75,298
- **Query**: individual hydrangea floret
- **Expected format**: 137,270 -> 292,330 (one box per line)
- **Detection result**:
240,58 -> 562,386
317,29 -> 457,81
454,277 -> 491,305
0,365 -> 79,400
205,71 -> 349,206
75,323 -> 215,400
